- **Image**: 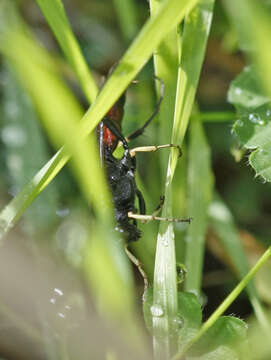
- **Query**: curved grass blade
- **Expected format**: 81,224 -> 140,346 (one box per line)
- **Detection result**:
1,28 -> 111,217
0,149 -> 67,242
150,1 -> 214,358
35,0 -> 98,103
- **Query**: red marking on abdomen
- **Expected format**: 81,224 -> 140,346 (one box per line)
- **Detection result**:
104,126 -> 117,147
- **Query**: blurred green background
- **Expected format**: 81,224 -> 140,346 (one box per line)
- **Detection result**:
0,0 -> 271,359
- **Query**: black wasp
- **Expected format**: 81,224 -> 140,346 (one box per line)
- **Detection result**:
97,69 -> 191,297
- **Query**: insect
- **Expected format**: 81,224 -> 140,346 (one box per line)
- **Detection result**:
98,72 -> 191,298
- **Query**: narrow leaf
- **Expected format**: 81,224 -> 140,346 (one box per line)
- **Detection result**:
151,1 -> 214,358
185,116 -> 214,293
209,196 -> 269,330
36,0 -> 98,103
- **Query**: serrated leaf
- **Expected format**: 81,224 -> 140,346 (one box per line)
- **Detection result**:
249,142 -> 271,180
229,66 -> 271,181
189,316 -> 248,358
228,67 -> 270,108
188,346 -> 239,360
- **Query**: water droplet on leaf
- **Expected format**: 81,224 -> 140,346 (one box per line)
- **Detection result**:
151,305 -> 164,317
173,315 -> 184,329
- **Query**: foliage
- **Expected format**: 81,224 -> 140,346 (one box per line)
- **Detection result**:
0,0 -> 271,359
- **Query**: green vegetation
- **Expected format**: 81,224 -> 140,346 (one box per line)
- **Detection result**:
0,0 -> 271,359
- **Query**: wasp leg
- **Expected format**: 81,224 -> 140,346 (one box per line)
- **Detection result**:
130,144 -> 182,158
127,76 -> 165,141
136,189 -> 146,215
125,244 -> 148,302
138,195 -> 165,224
154,195 -> 165,213
103,118 -> 130,151
128,212 -> 192,224
144,195 -> 165,224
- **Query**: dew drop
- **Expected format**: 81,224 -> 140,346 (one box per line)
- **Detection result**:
7,154 -> 23,173
54,288 -> 64,296
5,101 -> 20,117
249,113 -> 259,123
58,312 -> 65,319
266,110 -> 271,117
234,87 -> 242,95
176,263 -> 187,284
163,239 -> 169,247
173,316 -> 184,329
2,125 -> 27,147
151,305 -> 164,317
56,207 -> 70,218
248,113 -> 264,125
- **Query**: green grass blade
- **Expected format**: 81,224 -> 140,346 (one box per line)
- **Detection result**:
0,149 -> 67,242
184,115 -> 214,293
80,0 -> 199,139
199,111 -> 236,122
1,28 -> 111,219
148,5 -> 179,358
113,0 -> 139,42
35,0 -> 98,103
151,1 -> 214,358
172,0 -> 215,147
149,0 -> 179,167
0,12 -> 140,328
209,195 -> 270,331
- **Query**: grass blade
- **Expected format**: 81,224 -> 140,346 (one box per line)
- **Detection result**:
151,1 -> 214,358
172,0 -> 215,147
185,115 -> 214,293
148,4 -> 179,358
0,149 -> 67,242
113,0 -> 139,42
0,9 -> 140,330
36,0 -> 98,103
80,0 -> 199,139
209,196 -> 270,331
